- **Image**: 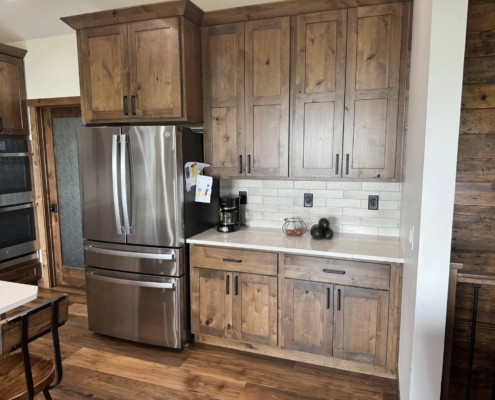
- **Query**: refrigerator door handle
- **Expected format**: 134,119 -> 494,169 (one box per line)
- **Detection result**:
112,134 -> 123,234
86,271 -> 176,289
84,245 -> 176,260
120,134 -> 132,235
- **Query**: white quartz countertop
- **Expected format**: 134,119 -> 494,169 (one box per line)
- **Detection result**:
187,227 -> 404,264
0,281 -> 38,315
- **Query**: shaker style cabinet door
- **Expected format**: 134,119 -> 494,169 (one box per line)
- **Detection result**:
245,17 -> 290,178
0,54 -> 28,135
333,286 -> 389,367
343,4 -> 403,179
78,25 -> 130,123
292,10 -> 347,179
282,279 -> 333,356
232,273 -> 278,347
128,18 -> 182,120
202,23 -> 246,177
191,268 -> 233,339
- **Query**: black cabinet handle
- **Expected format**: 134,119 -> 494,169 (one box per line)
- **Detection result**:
131,95 -> 136,115
226,275 -> 230,295
223,258 -> 242,263
123,96 -> 128,115
326,288 -> 330,310
337,289 -> 341,311
335,154 -> 339,175
0,117 -> 3,132
49,204 -> 58,213
247,154 -> 251,174
238,155 -> 243,174
346,154 -> 350,175
323,269 -> 345,275
234,276 -> 239,296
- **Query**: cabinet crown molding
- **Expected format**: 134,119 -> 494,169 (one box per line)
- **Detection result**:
61,0 -> 204,30
0,43 -> 27,59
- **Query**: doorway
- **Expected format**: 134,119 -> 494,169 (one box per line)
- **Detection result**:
29,97 -> 85,288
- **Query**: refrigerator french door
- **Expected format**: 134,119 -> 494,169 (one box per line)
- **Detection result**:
77,126 -> 190,349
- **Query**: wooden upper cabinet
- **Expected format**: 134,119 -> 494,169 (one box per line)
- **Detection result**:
293,10 -> 347,179
245,17 -> 290,178
77,17 -> 202,124
128,18 -> 182,119
232,273 -> 278,347
202,23 -> 246,177
0,46 -> 28,135
282,279 -> 333,356
333,286 -> 389,367
343,3 -> 403,179
79,25 -> 129,123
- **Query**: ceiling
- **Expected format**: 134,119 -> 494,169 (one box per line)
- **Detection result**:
0,0 -> 275,44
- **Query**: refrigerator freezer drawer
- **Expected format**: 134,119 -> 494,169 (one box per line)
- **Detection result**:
86,267 -> 187,349
84,241 -> 184,276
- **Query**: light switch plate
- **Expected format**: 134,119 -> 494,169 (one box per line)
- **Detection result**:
368,195 -> 379,210
304,193 -> 313,207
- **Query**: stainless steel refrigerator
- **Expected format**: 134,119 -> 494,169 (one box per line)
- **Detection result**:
77,126 -> 218,349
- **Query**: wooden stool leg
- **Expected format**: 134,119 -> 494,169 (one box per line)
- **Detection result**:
43,389 -> 52,400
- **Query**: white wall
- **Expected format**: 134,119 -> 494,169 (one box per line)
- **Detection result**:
398,0 -> 468,399
8,34 -> 79,100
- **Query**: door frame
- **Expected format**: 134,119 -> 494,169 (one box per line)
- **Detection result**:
28,96 -> 85,289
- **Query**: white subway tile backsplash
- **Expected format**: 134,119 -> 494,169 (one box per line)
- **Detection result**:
221,179 -> 401,237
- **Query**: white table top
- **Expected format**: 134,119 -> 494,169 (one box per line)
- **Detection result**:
0,281 -> 38,315
187,227 -> 404,264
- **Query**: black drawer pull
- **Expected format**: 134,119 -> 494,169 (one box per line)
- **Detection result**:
326,288 -> 330,310
123,96 -> 128,115
223,258 -> 242,263
226,275 -> 230,295
323,269 -> 345,275
234,276 -> 239,296
337,289 -> 341,311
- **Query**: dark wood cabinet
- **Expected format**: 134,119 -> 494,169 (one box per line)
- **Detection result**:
0,44 -> 28,135
77,17 -> 202,125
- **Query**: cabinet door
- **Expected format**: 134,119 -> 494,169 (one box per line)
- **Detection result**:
282,279 -> 333,356
128,18 -> 182,119
233,273 -> 277,347
0,54 -> 28,135
191,268 -> 233,338
202,23 -> 246,178
79,25 -> 129,123
333,286 -> 389,367
293,10 -> 347,179
245,17 -> 290,178
343,4 -> 403,179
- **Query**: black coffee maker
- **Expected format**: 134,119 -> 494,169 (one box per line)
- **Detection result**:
218,196 -> 244,233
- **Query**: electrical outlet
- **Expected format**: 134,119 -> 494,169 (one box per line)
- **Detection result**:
239,191 -> 247,205
304,193 -> 313,207
368,195 -> 379,210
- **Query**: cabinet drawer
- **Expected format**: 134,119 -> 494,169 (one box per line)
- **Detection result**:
191,246 -> 278,276
282,254 -> 390,290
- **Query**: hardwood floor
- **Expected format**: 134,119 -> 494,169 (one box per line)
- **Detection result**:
6,287 -> 399,399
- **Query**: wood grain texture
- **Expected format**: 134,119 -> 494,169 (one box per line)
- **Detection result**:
462,83 -> 495,108
27,97 -> 81,107
0,43 -> 27,59
458,134 -> 495,158
467,2 -> 495,32
466,29 -> 495,58
292,10 -> 347,179
202,23 -> 246,178
343,3 -> 403,179
385,263 -> 402,374
245,17 -> 290,178
0,259 -> 41,284
190,245 -> 278,276
61,0 -> 204,30
460,108 -> 495,133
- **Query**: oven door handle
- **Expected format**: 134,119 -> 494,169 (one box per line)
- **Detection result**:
86,272 -> 176,289
84,245 -> 175,260
0,153 -> 33,157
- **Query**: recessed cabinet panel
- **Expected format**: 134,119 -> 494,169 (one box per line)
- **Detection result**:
128,18 -> 182,119
0,57 -> 26,134
343,4 -> 403,179
245,17 -> 290,178
79,25 -> 129,122
293,10 -> 347,179
202,23 -> 246,177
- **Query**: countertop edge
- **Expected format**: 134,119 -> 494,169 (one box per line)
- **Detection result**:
187,239 -> 405,264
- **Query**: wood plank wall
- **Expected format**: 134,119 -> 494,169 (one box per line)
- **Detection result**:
450,1 -> 495,397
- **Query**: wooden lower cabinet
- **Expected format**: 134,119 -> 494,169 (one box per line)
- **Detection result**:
333,286 -> 390,367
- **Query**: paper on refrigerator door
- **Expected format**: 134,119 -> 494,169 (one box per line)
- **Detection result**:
195,175 -> 213,203
184,162 -> 211,192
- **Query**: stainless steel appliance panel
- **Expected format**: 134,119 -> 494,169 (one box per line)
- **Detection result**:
0,138 -> 35,207
123,126 -> 184,248
83,241 -> 184,276
86,267 -> 186,349
77,127 -> 125,243
0,204 -> 39,261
